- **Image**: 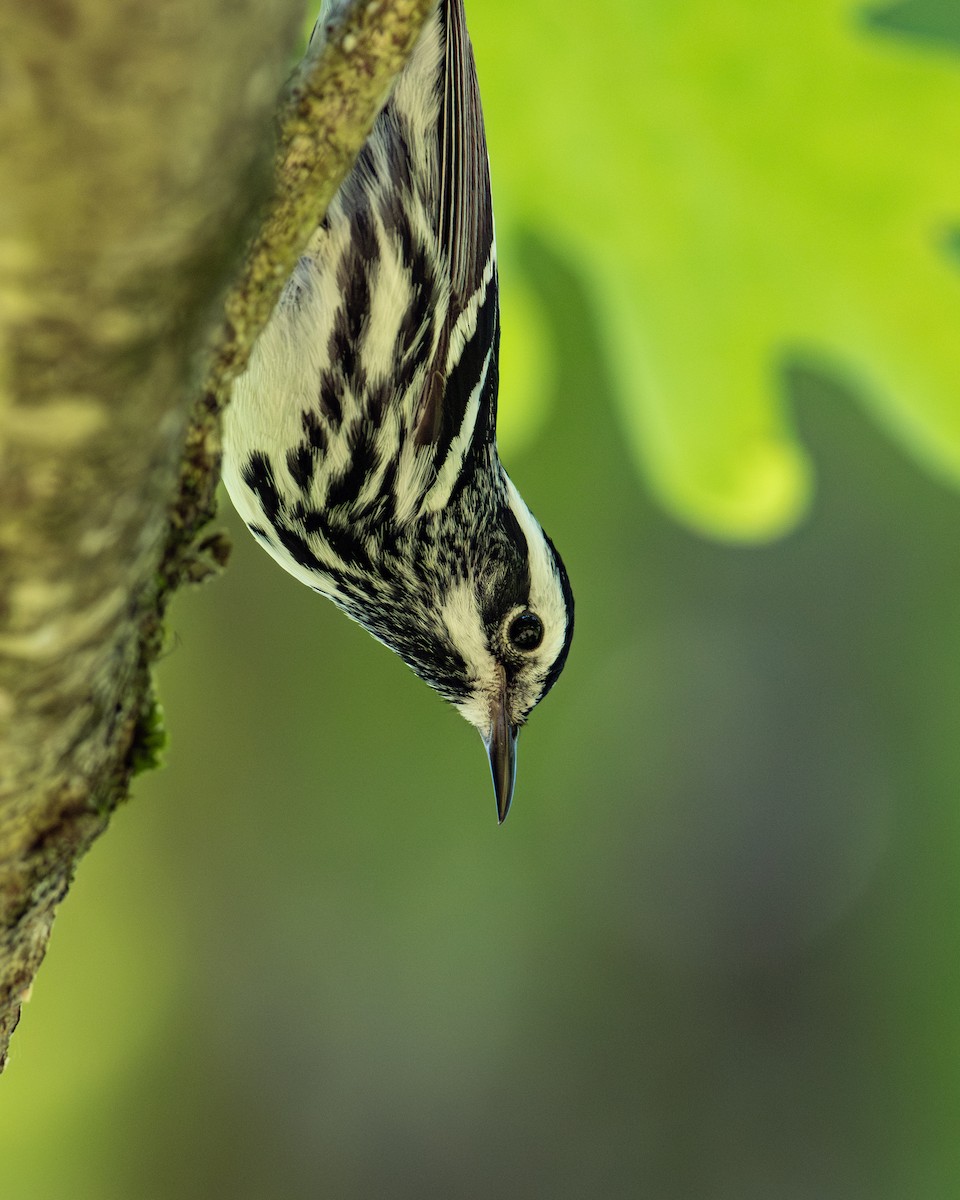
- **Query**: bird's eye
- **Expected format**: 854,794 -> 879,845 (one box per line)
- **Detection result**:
508,611 -> 544,651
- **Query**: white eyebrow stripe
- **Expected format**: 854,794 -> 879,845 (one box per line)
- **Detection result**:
502,474 -> 569,668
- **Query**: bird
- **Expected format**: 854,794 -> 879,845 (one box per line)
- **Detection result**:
221,0 -> 573,822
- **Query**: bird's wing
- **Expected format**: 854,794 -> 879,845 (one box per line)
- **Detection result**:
415,0 -> 498,449
438,0 -> 494,320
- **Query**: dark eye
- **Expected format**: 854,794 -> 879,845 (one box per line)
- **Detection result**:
508,611 -> 544,651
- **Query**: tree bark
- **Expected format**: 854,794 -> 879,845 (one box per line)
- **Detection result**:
0,0 -> 431,1071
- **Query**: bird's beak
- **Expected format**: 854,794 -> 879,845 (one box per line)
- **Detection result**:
485,683 -> 518,824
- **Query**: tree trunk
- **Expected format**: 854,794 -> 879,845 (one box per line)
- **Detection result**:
0,0 -> 431,1072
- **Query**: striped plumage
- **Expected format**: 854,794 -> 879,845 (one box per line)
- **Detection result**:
221,0 -> 573,820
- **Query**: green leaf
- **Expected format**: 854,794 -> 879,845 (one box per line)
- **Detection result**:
475,1 -> 960,539
865,0 -> 960,50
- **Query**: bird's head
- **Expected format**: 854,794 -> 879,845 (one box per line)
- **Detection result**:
322,473 -> 573,822
396,476 -> 574,822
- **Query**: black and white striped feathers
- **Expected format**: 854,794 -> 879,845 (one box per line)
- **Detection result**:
221,0 -> 573,820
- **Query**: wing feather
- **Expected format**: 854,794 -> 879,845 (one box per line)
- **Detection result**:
415,0 -> 498,450
438,0 -> 494,320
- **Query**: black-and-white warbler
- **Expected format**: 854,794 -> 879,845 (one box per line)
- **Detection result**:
221,0 -> 573,821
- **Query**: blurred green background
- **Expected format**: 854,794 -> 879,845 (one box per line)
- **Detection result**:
3,2 -> 960,1197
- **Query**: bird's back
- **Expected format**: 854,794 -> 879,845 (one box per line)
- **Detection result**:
223,0 -> 499,559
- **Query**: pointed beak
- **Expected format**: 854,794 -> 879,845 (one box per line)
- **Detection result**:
485,685 -> 519,824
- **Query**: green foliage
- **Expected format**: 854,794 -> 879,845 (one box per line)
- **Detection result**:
5,10 -> 960,1196
866,0 -> 960,47
475,0 -> 960,539
6,252 -> 960,1200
